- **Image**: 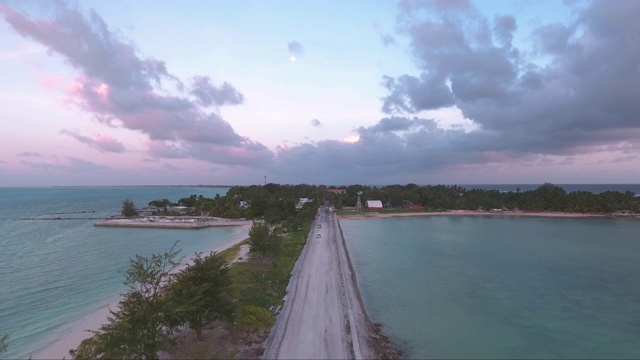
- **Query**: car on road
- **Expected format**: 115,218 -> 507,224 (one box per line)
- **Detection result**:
317,234 -> 321,238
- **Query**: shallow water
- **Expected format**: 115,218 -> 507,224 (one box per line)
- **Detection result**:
341,216 -> 640,359
0,187 -> 242,359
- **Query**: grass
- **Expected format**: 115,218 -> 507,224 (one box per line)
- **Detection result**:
170,221 -> 312,358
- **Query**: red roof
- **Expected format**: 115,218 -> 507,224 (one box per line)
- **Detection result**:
327,189 -> 346,193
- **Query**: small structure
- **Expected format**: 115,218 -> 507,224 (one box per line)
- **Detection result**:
168,206 -> 189,214
296,198 -> 312,209
327,189 -> 346,194
239,201 -> 249,209
366,200 -> 383,210
139,206 -> 160,216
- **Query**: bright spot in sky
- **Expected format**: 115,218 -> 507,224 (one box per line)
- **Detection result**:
289,55 -> 296,62
343,135 -> 360,143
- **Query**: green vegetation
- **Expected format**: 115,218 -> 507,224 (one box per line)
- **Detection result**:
148,183 -> 637,220
74,184 -> 318,358
121,197 -> 138,217
70,243 -> 232,359
248,221 -> 281,257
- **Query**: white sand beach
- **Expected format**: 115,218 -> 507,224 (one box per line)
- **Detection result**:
35,224 -> 250,359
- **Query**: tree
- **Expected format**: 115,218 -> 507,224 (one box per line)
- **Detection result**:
248,222 -> 280,257
71,243 -> 183,359
121,198 -> 138,218
169,251 -> 232,339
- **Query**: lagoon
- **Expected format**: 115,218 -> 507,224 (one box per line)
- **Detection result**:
341,216 -> 640,359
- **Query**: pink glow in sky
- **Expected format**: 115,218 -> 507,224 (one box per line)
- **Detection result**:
1,0 -> 639,186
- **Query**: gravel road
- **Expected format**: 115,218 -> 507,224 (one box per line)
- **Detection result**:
263,206 -> 371,359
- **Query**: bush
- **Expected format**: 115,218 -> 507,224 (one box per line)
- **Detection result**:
235,306 -> 274,333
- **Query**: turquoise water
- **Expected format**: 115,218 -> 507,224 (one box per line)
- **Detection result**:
0,187 -> 243,359
341,216 -> 640,359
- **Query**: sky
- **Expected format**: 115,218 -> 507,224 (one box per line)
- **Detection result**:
1,0 -> 639,186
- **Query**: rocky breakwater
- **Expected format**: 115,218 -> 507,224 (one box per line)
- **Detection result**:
94,216 -> 251,229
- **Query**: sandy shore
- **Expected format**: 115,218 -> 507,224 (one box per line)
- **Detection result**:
339,209 -> 638,220
34,224 -> 251,360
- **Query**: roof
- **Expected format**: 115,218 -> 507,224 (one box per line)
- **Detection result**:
366,200 -> 383,209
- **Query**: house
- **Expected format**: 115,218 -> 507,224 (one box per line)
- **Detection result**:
296,198 -> 312,209
168,206 -> 189,214
139,206 -> 160,216
327,189 -> 346,194
366,200 -> 383,210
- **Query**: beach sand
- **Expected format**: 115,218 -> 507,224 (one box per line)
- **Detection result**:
34,224 -> 250,360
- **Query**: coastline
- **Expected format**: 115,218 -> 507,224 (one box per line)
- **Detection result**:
94,216 -> 252,229
34,224 -> 251,359
339,209 -> 639,220
335,218 -> 402,359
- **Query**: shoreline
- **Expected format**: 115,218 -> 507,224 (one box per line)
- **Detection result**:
95,216 -> 251,229
339,209 -> 639,220
335,218 -> 402,359
34,224 -> 251,359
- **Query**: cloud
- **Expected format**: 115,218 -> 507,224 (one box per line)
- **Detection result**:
18,151 -> 43,157
1,2 -> 273,167
287,41 -> 304,55
60,129 -> 126,153
310,118 -> 321,127
21,156 -> 111,172
189,76 -> 243,107
380,33 -> 395,46
269,1 -> 640,183
376,0 -> 640,160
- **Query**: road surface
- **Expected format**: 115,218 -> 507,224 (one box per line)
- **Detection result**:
263,205 -> 370,359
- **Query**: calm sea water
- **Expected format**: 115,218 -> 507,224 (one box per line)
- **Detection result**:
461,184 -> 640,194
341,216 -> 640,359
0,187 -> 245,359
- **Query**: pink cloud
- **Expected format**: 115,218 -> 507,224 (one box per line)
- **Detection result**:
60,129 -> 126,153
2,3 -> 273,167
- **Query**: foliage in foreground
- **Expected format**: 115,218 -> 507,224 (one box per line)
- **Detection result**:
70,243 -> 232,359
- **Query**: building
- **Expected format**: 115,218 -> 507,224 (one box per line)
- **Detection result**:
327,189 -> 346,194
296,198 -> 313,209
366,200 -> 383,210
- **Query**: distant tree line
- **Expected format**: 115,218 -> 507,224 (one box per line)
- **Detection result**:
143,183 -> 637,220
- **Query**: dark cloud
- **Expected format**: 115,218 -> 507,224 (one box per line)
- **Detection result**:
270,0 -> 640,183
190,76 -> 243,107
18,151 -> 43,157
378,0 -> 640,158
60,129 -> 126,153
1,2 -> 273,166
310,118 -> 321,127
287,41 -> 303,55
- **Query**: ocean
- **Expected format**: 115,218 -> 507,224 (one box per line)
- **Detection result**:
0,187 -> 245,359
460,184 -> 640,194
341,216 -> 640,358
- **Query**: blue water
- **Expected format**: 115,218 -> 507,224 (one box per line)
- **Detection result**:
341,216 -> 640,359
460,184 -> 640,194
0,187 -> 245,359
